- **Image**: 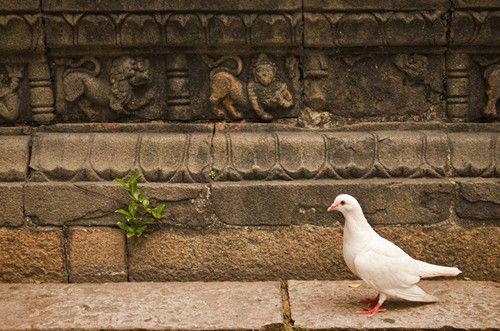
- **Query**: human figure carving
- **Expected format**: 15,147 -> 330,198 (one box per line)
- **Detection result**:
0,65 -> 23,122
483,64 -> 499,118
62,57 -> 154,120
207,53 -> 294,121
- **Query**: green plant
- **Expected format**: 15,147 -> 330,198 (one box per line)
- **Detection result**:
209,170 -> 216,180
113,174 -> 165,241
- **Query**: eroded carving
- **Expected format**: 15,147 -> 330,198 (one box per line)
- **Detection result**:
59,56 -> 155,120
0,64 -> 23,122
483,63 -> 500,118
206,53 -> 294,121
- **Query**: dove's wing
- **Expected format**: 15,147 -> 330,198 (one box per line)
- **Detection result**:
354,236 -> 437,302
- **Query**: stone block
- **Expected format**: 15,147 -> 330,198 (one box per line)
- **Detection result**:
455,178 -> 500,221
0,282 -> 283,330
128,225 -> 499,281
211,179 -> 453,226
449,133 -> 495,177
120,15 -> 162,47
288,280 -> 499,330
0,229 -> 66,282
24,182 -> 211,227
68,227 -> 127,282
0,183 -> 24,227
128,227 -> 347,281
44,16 -> 73,48
0,136 -> 29,181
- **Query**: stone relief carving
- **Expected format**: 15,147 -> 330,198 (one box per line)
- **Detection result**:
473,56 -> 500,119
0,64 -> 23,122
58,56 -> 155,121
206,53 -> 294,121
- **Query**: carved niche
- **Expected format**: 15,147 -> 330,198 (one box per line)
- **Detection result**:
55,56 -> 157,121
0,64 -> 24,122
204,53 -> 295,121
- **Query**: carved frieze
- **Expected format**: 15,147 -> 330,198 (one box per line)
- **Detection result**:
54,56 -> 158,121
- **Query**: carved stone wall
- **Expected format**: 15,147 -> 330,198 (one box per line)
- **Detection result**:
0,0 -> 499,283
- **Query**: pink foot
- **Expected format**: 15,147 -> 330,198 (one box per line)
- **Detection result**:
357,303 -> 385,317
359,297 -> 378,306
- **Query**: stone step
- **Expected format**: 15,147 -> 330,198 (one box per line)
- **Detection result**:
0,280 -> 497,330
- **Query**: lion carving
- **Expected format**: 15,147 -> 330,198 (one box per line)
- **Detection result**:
62,57 -> 154,120
206,54 -> 294,121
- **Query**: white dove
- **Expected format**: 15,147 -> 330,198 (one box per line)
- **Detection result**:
327,194 -> 461,317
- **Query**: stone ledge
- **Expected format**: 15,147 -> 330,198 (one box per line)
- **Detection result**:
0,183 -> 24,226
288,280 -> 499,330
26,130 -> 499,182
21,179 -> 500,226
0,282 -> 283,331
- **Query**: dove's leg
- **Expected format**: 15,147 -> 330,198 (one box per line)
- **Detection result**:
359,294 -> 379,307
357,293 -> 386,317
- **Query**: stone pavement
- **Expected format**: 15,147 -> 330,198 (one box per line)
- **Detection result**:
0,280 -> 498,330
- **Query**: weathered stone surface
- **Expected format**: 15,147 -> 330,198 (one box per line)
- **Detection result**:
288,280 -> 499,330
377,226 -> 500,281
0,0 -> 39,11
0,282 -> 283,330
304,0 -> 450,10
128,225 -> 498,282
42,0 -> 301,11
28,131 -> 500,181
304,12 -> 447,47
211,179 -> 453,226
0,229 -> 66,283
24,182 -> 211,226
0,136 -> 29,181
450,10 -> 500,46
30,133 -> 212,182
128,227 -> 346,281
455,178 -> 500,221
0,183 -> 24,226
68,227 -> 127,282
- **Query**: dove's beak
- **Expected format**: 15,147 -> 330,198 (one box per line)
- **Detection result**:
327,205 -> 337,212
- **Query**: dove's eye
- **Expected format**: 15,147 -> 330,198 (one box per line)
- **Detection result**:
340,200 -> 345,205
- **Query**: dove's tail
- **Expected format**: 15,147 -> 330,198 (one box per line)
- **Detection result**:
386,285 -> 439,302
416,260 -> 462,278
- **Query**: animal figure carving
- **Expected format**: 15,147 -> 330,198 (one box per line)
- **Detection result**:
62,57 -> 154,120
207,54 -> 294,121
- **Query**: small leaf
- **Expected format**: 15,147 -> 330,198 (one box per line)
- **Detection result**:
143,217 -> 157,224
464,276 -> 471,281
115,209 -> 130,217
142,199 -> 149,207
126,232 -> 135,238
132,190 -> 141,200
128,174 -> 141,186
128,201 -> 138,217
349,283 -> 362,288
157,204 -> 165,215
34,280 -> 42,284
116,222 -> 132,232
113,178 -> 128,189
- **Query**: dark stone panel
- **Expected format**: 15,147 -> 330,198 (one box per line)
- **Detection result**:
304,0 -> 450,11
42,0 -> 302,12
455,178 -> 500,221
0,0 -> 40,11
303,53 -> 445,122
211,179 -> 453,226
